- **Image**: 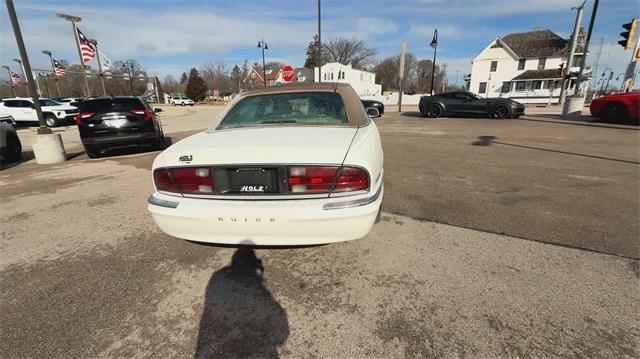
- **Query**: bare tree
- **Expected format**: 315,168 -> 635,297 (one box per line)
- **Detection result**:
201,61 -> 232,96
323,37 -> 377,69
264,61 -> 286,71
374,53 -> 417,92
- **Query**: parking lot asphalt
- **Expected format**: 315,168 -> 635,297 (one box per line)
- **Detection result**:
1,106 -> 638,358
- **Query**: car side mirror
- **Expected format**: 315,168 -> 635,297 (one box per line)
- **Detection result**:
154,108 -> 162,113
366,107 -> 380,118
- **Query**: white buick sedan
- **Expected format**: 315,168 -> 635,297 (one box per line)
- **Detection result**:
148,83 -> 383,246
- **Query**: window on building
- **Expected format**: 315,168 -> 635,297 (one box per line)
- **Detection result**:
501,81 -> 511,93
360,73 -> 363,81
331,73 -> 334,80
518,59 -> 526,70
251,72 -> 256,79
537,57 -> 546,70
543,80 -> 550,89
533,80 -> 542,90
515,81 -> 526,91
572,55 -> 583,68
490,61 -> 498,72
478,82 -> 487,93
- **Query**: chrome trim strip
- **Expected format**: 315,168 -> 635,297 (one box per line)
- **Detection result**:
148,195 -> 179,209
322,184 -> 382,210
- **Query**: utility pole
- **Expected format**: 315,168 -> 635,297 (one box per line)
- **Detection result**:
455,70 -> 459,86
153,76 -> 160,104
57,12 -> 90,97
574,0 -> 599,96
32,69 -> 42,96
317,0 -> 321,83
559,1 -> 585,105
398,40 -> 406,112
2,65 -> 17,97
5,0 -> 48,134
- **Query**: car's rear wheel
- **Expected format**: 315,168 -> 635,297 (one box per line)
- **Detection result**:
599,103 -> 628,123
5,133 -> 22,162
493,105 -> 511,119
425,104 -> 443,118
44,115 -> 59,127
154,134 -> 166,150
84,146 -> 101,159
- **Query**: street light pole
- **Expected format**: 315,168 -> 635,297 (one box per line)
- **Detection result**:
89,39 -> 106,96
57,12 -> 90,97
5,0 -> 49,133
42,50 -> 61,96
2,65 -> 17,97
574,0 -> 598,95
317,0 -> 322,83
13,58 -> 30,97
429,29 -> 438,95
559,1 -> 585,104
122,63 -> 134,96
257,38 -> 268,87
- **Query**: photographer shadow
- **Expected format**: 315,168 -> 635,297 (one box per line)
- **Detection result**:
195,247 -> 289,359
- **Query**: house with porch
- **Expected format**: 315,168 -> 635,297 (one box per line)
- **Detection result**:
469,28 -> 590,104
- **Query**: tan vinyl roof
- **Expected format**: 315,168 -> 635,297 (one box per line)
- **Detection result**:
237,82 -> 370,127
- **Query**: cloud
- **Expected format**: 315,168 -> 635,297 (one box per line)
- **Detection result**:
357,18 -> 398,35
399,0 -> 576,17
409,25 -> 463,39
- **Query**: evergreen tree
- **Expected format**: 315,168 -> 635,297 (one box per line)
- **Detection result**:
185,68 -> 208,101
304,34 -> 325,69
230,64 -> 242,93
179,72 -> 188,85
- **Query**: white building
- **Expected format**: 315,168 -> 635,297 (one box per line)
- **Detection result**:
314,62 -> 381,96
469,28 -> 589,104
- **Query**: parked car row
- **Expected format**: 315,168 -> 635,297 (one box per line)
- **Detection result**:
0,97 -> 79,127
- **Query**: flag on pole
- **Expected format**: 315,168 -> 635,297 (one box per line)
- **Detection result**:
76,27 -> 96,63
10,72 -> 21,85
53,59 -> 66,77
98,50 -> 111,70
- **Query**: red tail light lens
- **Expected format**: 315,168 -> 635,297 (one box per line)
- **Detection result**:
288,166 -> 368,194
130,108 -> 152,120
75,112 -> 95,125
153,167 -> 213,194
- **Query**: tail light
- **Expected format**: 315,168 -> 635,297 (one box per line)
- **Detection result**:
130,108 -> 152,120
153,167 -> 213,194
75,112 -> 95,125
288,166 -> 368,194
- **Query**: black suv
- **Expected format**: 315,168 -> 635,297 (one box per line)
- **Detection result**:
76,97 -> 164,158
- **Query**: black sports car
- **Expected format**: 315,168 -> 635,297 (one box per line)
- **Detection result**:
418,91 -> 525,119
361,99 -> 384,117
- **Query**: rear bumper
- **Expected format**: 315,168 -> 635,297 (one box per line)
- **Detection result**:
82,131 -> 159,147
148,183 -> 383,246
512,107 -> 525,116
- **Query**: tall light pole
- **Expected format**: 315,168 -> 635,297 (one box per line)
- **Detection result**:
89,39 -> 106,96
574,0 -> 599,96
257,38 -> 268,87
41,50 -> 61,96
6,0 -> 49,134
57,12 -> 90,97
429,29 -> 438,95
559,1 -> 585,105
317,0 -> 322,83
599,67 -> 612,95
2,65 -> 16,97
13,58 -> 29,97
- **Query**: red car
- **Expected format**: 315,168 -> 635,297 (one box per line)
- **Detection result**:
590,92 -> 640,124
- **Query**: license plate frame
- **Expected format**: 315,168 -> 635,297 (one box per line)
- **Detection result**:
227,168 -> 278,193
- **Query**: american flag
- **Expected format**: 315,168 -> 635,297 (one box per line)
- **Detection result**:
53,59 -> 66,77
76,27 -> 96,63
10,72 -> 21,85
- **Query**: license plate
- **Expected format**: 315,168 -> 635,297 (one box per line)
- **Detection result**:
104,119 -> 128,128
228,168 -> 277,193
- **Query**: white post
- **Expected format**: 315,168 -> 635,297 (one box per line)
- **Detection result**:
559,2 -> 585,105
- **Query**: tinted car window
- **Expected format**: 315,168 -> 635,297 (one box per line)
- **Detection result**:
39,99 -> 61,107
219,92 -> 348,129
82,98 -> 144,113
17,100 -> 33,108
3,100 -> 18,107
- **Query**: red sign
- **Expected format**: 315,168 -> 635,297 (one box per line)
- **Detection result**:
282,65 -> 294,83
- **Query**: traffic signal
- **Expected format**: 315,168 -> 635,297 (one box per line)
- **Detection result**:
618,19 -> 637,49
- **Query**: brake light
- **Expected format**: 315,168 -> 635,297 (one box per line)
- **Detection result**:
288,166 -> 368,194
130,108 -> 152,120
153,167 -> 213,194
75,112 -> 95,125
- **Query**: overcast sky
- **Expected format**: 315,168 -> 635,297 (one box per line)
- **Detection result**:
0,0 -> 637,87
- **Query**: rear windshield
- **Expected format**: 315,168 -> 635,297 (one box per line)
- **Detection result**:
39,99 -> 61,106
218,92 -> 347,130
82,98 -> 144,113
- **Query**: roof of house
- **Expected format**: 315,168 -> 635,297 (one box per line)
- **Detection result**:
512,69 -> 562,80
497,29 -> 585,58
